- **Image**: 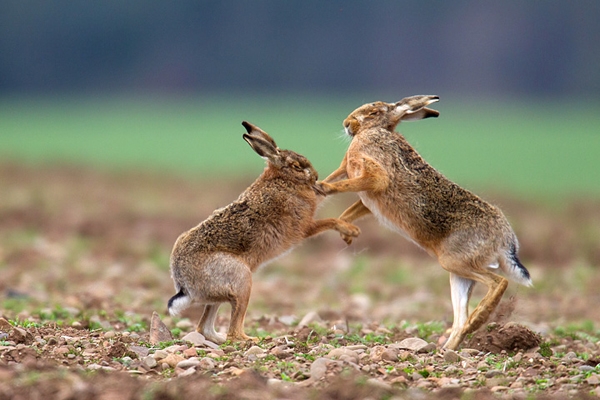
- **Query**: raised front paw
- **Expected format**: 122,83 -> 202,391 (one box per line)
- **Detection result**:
315,181 -> 334,195
337,222 -> 360,245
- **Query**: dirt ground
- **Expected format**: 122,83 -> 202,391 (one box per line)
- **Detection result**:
1,163 -> 600,399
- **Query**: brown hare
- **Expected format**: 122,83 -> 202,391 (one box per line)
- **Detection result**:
319,95 -> 532,350
168,121 -> 360,344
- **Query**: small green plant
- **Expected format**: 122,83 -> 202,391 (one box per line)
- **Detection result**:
170,328 -> 182,337
415,321 -> 445,340
280,372 -> 293,382
538,341 -> 553,358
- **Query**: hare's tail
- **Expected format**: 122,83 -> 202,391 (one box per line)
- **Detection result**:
167,288 -> 191,316
501,242 -> 533,287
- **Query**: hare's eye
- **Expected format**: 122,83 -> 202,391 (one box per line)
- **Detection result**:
292,164 -> 303,171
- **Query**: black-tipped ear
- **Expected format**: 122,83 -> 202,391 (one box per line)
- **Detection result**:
241,121 -> 278,149
242,121 -> 253,133
243,133 -> 280,160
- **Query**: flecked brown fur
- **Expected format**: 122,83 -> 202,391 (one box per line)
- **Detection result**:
168,121 -> 360,344
320,96 -> 531,350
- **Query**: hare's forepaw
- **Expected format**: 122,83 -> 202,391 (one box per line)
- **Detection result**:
338,222 -> 360,245
341,233 -> 354,245
316,181 -> 335,196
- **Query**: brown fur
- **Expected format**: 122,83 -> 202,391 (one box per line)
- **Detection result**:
319,96 -> 531,350
168,121 -> 360,344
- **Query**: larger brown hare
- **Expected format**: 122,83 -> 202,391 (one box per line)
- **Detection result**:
319,95 -> 532,350
168,121 -> 360,344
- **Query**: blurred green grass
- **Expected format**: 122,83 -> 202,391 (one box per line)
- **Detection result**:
1,94 -> 598,198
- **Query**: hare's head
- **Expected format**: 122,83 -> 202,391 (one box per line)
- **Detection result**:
343,95 -> 440,136
242,121 -> 321,189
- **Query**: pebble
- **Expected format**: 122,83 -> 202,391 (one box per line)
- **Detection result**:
365,378 -> 392,391
181,331 -> 205,346
245,346 -> 265,357
381,348 -> 399,362
129,346 -> 150,358
177,367 -> 197,377
278,315 -> 297,326
103,331 -> 116,339
152,350 -> 168,360
183,347 -> 198,358
161,353 -> 184,368
176,319 -> 194,329
587,375 -> 600,385
443,349 -> 461,363
203,340 -> 221,350
393,337 -> 428,352
198,357 -> 216,370
177,357 -> 201,369
270,346 -> 288,359
327,347 -> 359,364
309,358 -> 332,381
485,370 -> 505,378
164,344 -> 188,353
142,356 -> 157,369
297,311 -> 322,328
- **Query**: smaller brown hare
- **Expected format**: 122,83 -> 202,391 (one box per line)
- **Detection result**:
319,96 -> 532,350
168,121 -> 360,344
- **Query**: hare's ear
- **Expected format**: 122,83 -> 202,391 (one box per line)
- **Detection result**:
402,107 -> 440,121
243,133 -> 281,162
242,121 -> 278,149
395,95 -> 440,121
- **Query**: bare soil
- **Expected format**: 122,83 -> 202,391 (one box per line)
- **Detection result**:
1,163 -> 600,399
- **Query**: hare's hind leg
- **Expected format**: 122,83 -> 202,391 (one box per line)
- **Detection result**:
444,273 -> 475,349
225,267 -> 258,343
441,262 -> 508,350
197,304 -> 226,344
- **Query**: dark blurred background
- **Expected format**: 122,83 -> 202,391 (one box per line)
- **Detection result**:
2,1 -> 599,98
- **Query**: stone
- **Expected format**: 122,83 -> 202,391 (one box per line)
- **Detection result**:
309,358 -> 332,381
365,378 -> 392,391
587,375 -> 600,385
9,327 -> 33,344
181,331 -> 206,347
198,357 -> 216,370
183,348 -> 198,358
149,312 -> 173,345
0,318 -> 13,332
152,350 -> 168,360
443,349 -> 462,363
177,367 -> 196,377
278,315 -> 297,326
381,348 -> 399,362
142,356 -> 157,369
175,319 -> 194,329
244,346 -> 265,357
177,357 -> 201,369
161,353 -> 184,368
327,347 -> 359,364
129,346 -> 150,359
202,340 -> 221,350
369,345 -> 386,362
393,337 -> 429,352
103,331 -> 116,339
270,346 -> 289,359
297,311 -> 322,328
418,343 -> 437,353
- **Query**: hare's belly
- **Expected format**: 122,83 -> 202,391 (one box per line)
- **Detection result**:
359,193 -> 422,248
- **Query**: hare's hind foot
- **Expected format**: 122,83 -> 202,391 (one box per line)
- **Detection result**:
227,333 -> 259,343
202,331 -> 227,345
